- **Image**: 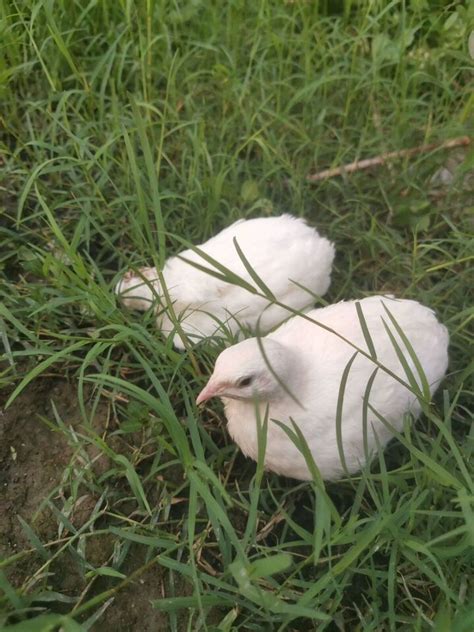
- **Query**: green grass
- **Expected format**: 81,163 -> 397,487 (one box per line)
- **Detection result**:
0,0 -> 473,630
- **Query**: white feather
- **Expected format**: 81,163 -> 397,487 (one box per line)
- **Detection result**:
197,295 -> 449,480
116,215 -> 335,348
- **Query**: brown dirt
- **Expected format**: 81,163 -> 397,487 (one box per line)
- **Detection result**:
0,376 -> 173,630
1,378 -> 86,561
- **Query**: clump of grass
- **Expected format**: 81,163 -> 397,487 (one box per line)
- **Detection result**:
1,0 -> 473,630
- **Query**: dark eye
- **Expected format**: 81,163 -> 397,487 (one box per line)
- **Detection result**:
237,376 -> 253,388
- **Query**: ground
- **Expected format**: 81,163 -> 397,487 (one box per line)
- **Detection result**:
0,377 -> 172,631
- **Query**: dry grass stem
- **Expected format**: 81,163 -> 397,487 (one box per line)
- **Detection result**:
307,136 -> 471,182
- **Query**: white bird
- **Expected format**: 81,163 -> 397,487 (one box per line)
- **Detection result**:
116,215 -> 335,349
196,296 -> 449,481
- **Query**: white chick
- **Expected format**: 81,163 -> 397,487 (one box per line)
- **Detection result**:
196,296 -> 449,480
116,215 -> 335,349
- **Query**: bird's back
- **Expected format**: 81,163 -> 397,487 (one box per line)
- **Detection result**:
272,295 -> 448,392
162,215 -> 335,341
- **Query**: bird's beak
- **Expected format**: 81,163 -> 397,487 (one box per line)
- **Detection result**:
196,380 -> 219,406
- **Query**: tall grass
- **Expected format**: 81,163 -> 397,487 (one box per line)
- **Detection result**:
0,0 -> 473,629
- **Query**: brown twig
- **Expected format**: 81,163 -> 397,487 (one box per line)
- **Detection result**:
306,135 -> 471,182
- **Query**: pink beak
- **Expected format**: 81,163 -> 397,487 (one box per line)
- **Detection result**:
196,381 -> 218,406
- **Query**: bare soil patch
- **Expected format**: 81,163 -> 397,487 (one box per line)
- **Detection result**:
0,377 -> 171,630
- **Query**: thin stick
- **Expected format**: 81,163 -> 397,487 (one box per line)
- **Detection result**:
306,135 -> 471,182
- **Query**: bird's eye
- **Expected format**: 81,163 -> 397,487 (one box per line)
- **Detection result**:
237,376 -> 253,388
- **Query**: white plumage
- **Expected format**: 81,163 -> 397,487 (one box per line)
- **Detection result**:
196,296 -> 449,480
116,215 -> 335,349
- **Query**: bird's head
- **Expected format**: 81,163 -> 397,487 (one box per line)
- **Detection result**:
196,337 -> 292,404
116,267 -> 161,311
